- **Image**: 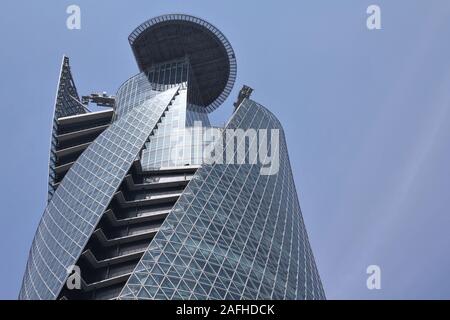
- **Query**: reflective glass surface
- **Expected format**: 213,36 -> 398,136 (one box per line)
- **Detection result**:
19,87 -> 180,300
120,99 -> 325,300
116,59 -> 212,170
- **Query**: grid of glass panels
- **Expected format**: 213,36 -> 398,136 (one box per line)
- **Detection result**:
186,104 -> 210,126
116,59 -> 212,170
48,56 -> 87,201
115,58 -> 204,120
19,87 -> 180,300
120,99 -> 325,300
114,72 -> 164,121
141,90 -> 211,169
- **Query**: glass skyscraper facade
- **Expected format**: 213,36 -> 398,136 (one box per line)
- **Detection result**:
19,14 -> 325,300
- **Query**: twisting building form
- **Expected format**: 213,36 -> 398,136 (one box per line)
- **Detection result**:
20,14 -> 325,300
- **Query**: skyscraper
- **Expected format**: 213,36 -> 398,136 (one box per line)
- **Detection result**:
20,14 -> 325,300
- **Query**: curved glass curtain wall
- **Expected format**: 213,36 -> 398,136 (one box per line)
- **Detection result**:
120,99 -> 326,300
115,58 -> 212,170
19,88 -> 180,300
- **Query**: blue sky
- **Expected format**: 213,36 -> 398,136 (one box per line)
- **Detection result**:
1,0 -> 450,299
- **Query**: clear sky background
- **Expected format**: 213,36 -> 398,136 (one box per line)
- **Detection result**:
1,0 -> 450,299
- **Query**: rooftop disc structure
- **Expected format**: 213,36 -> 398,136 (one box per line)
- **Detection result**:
129,14 -> 236,112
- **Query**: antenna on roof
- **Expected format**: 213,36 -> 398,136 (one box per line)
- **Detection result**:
233,85 -> 253,111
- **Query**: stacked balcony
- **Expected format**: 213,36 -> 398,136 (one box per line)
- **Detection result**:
52,109 -> 114,188
58,163 -> 198,300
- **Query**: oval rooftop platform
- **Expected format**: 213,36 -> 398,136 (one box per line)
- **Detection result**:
129,14 -> 237,113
